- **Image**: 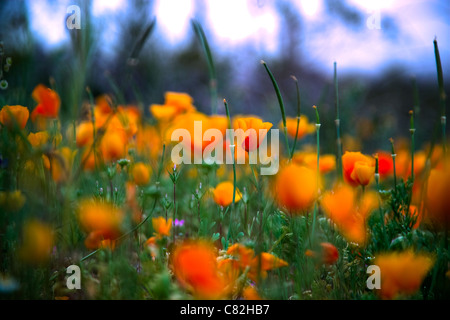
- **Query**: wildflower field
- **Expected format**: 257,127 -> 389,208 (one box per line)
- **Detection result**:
0,7 -> 449,304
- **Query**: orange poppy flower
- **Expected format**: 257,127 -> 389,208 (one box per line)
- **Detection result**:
152,216 -> 172,238
305,249 -> 316,258
165,92 -> 196,113
242,285 -> 262,300
280,116 -> 315,140
164,111 -> 211,155
118,106 -> 140,135
76,122 -> 94,147
292,152 -> 336,174
376,151 -> 394,178
43,147 -> 76,183
150,92 -> 196,122
223,139 -> 249,165
213,181 -> 241,207
78,108 -> 135,167
217,258 -> 241,286
234,117 -> 273,152
171,240 -> 228,299
145,236 -> 158,259
395,149 -> 427,180
19,220 -> 54,264
226,243 -> 288,282
92,95 -> 113,128
150,104 -> 178,122
30,84 -> 60,121
375,250 -> 434,299
305,242 -> 339,265
84,230 -> 118,251
28,131 -> 49,148
107,108 -> 140,140
95,94 -> 113,114
131,162 -> 151,186
0,105 -> 29,129
249,253 -> 287,282
426,164 -> 450,230
320,242 -> 339,265
99,129 -> 127,162
428,144 -> 444,168
78,199 -> 124,249
255,252 -> 289,274
145,236 -> 157,246
164,113 -> 228,162
317,155 -> 336,174
394,149 -> 410,179
321,184 -> 377,245
412,151 -> 427,178
342,151 -> 375,187
208,114 -> 229,154
209,115 -> 228,134
135,125 -> 163,161
351,161 -> 375,186
274,163 -> 318,214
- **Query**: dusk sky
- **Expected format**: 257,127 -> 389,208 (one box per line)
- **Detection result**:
24,0 -> 450,80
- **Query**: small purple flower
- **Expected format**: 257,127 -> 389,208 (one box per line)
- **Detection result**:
173,218 -> 185,227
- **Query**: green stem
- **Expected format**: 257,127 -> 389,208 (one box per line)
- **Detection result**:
291,117 -> 300,159
173,181 -> 176,243
261,60 -> 290,158
410,110 -> 416,182
268,229 -> 289,253
192,20 -> 217,114
250,163 -> 259,189
157,144 -> 166,183
311,204 -> 318,248
311,106 -> 321,244
290,76 -> 301,160
223,100 -> 236,207
392,157 -> 397,189
224,99 -> 237,238
374,156 -> 388,248
390,138 -> 397,192
408,111 -> 416,214
334,62 -> 343,181
283,126 -> 290,159
434,39 -> 447,161
305,212 -> 313,252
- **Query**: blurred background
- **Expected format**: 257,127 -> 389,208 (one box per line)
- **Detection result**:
0,0 -> 449,154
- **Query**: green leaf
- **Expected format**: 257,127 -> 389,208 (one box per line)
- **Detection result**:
211,233 -> 220,242
221,237 -> 228,250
